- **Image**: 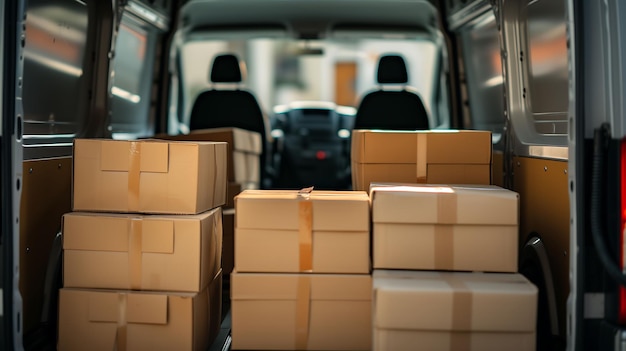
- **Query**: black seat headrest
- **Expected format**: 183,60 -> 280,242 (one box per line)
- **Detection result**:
210,54 -> 243,83
377,55 -> 408,84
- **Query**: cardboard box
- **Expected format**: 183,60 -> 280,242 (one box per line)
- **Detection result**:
226,182 -> 242,208
235,190 -> 370,274
73,138 -> 227,214
156,127 -> 262,189
231,272 -> 372,350
58,269 -> 222,351
222,208 -> 235,277
371,184 -> 518,272
351,130 -> 492,191
63,208 -> 222,292
351,131 -> 418,192
414,131 -> 492,184
373,270 -> 537,351
208,269 -> 223,345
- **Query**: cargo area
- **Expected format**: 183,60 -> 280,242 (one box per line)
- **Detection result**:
5,0 -> 621,350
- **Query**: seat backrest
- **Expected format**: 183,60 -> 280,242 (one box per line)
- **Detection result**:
353,54 -> 429,130
189,54 -> 266,142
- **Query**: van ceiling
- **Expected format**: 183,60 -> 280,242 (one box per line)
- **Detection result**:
180,0 -> 438,40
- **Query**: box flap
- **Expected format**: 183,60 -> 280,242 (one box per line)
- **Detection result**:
231,272 -> 371,301
88,290 -> 168,325
126,293 -> 168,324
101,140 -> 131,171
371,184 -> 518,225
142,219 -> 174,253
140,141 -> 169,173
63,212 -> 135,252
419,130 -> 492,164
100,140 -> 170,173
351,130 -> 417,164
88,291 -> 120,322
373,270 -> 537,332
235,190 -> 369,231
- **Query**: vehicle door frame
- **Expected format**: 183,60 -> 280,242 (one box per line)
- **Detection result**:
2,0 -> 26,349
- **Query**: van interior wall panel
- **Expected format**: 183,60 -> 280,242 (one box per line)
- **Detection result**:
513,156 -> 569,338
19,157 -> 71,336
22,0 -> 89,140
459,13 -> 505,135
525,0 -> 568,137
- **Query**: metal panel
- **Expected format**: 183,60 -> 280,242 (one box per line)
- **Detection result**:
499,0 -> 569,150
109,13 -> 159,139
459,12 -> 505,136
3,0 -> 27,349
22,0 -> 89,141
446,0 -> 492,32
526,0 -> 568,136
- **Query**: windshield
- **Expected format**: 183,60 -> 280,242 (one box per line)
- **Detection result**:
179,36 -> 439,127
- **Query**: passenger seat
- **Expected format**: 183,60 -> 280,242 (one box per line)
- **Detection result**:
353,54 -> 429,130
189,53 -> 271,187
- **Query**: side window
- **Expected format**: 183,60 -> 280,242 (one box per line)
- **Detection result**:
109,14 -> 159,139
459,13 -> 505,139
22,0 -> 89,146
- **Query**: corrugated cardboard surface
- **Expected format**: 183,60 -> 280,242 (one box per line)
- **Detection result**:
231,272 -> 372,350
235,190 -> 370,273
73,138 -> 226,214
156,127 -> 261,186
350,131 -> 416,191
63,208 -> 222,292
371,184 -> 518,225
351,162 -> 416,192
373,223 -> 517,272
58,287 -> 208,351
372,270 -> 537,351
371,184 -> 519,272
415,130 -> 492,185
351,130 -> 417,163
423,164 -> 491,185
374,330 -> 536,351
208,269 -> 223,345
222,209 -> 235,277
350,130 -> 492,191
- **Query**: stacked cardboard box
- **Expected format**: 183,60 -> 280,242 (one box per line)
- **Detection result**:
231,189 -> 372,350
351,130 -> 493,191
370,184 -> 538,351
58,139 -> 227,351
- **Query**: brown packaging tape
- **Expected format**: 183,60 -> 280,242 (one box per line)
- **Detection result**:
128,141 -> 141,211
129,219 -> 142,290
434,226 -> 454,270
436,192 -> 457,224
446,275 -> 472,351
115,293 -> 128,351
295,275 -> 312,350
416,133 -> 427,183
434,193 -> 457,270
298,199 -> 313,272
